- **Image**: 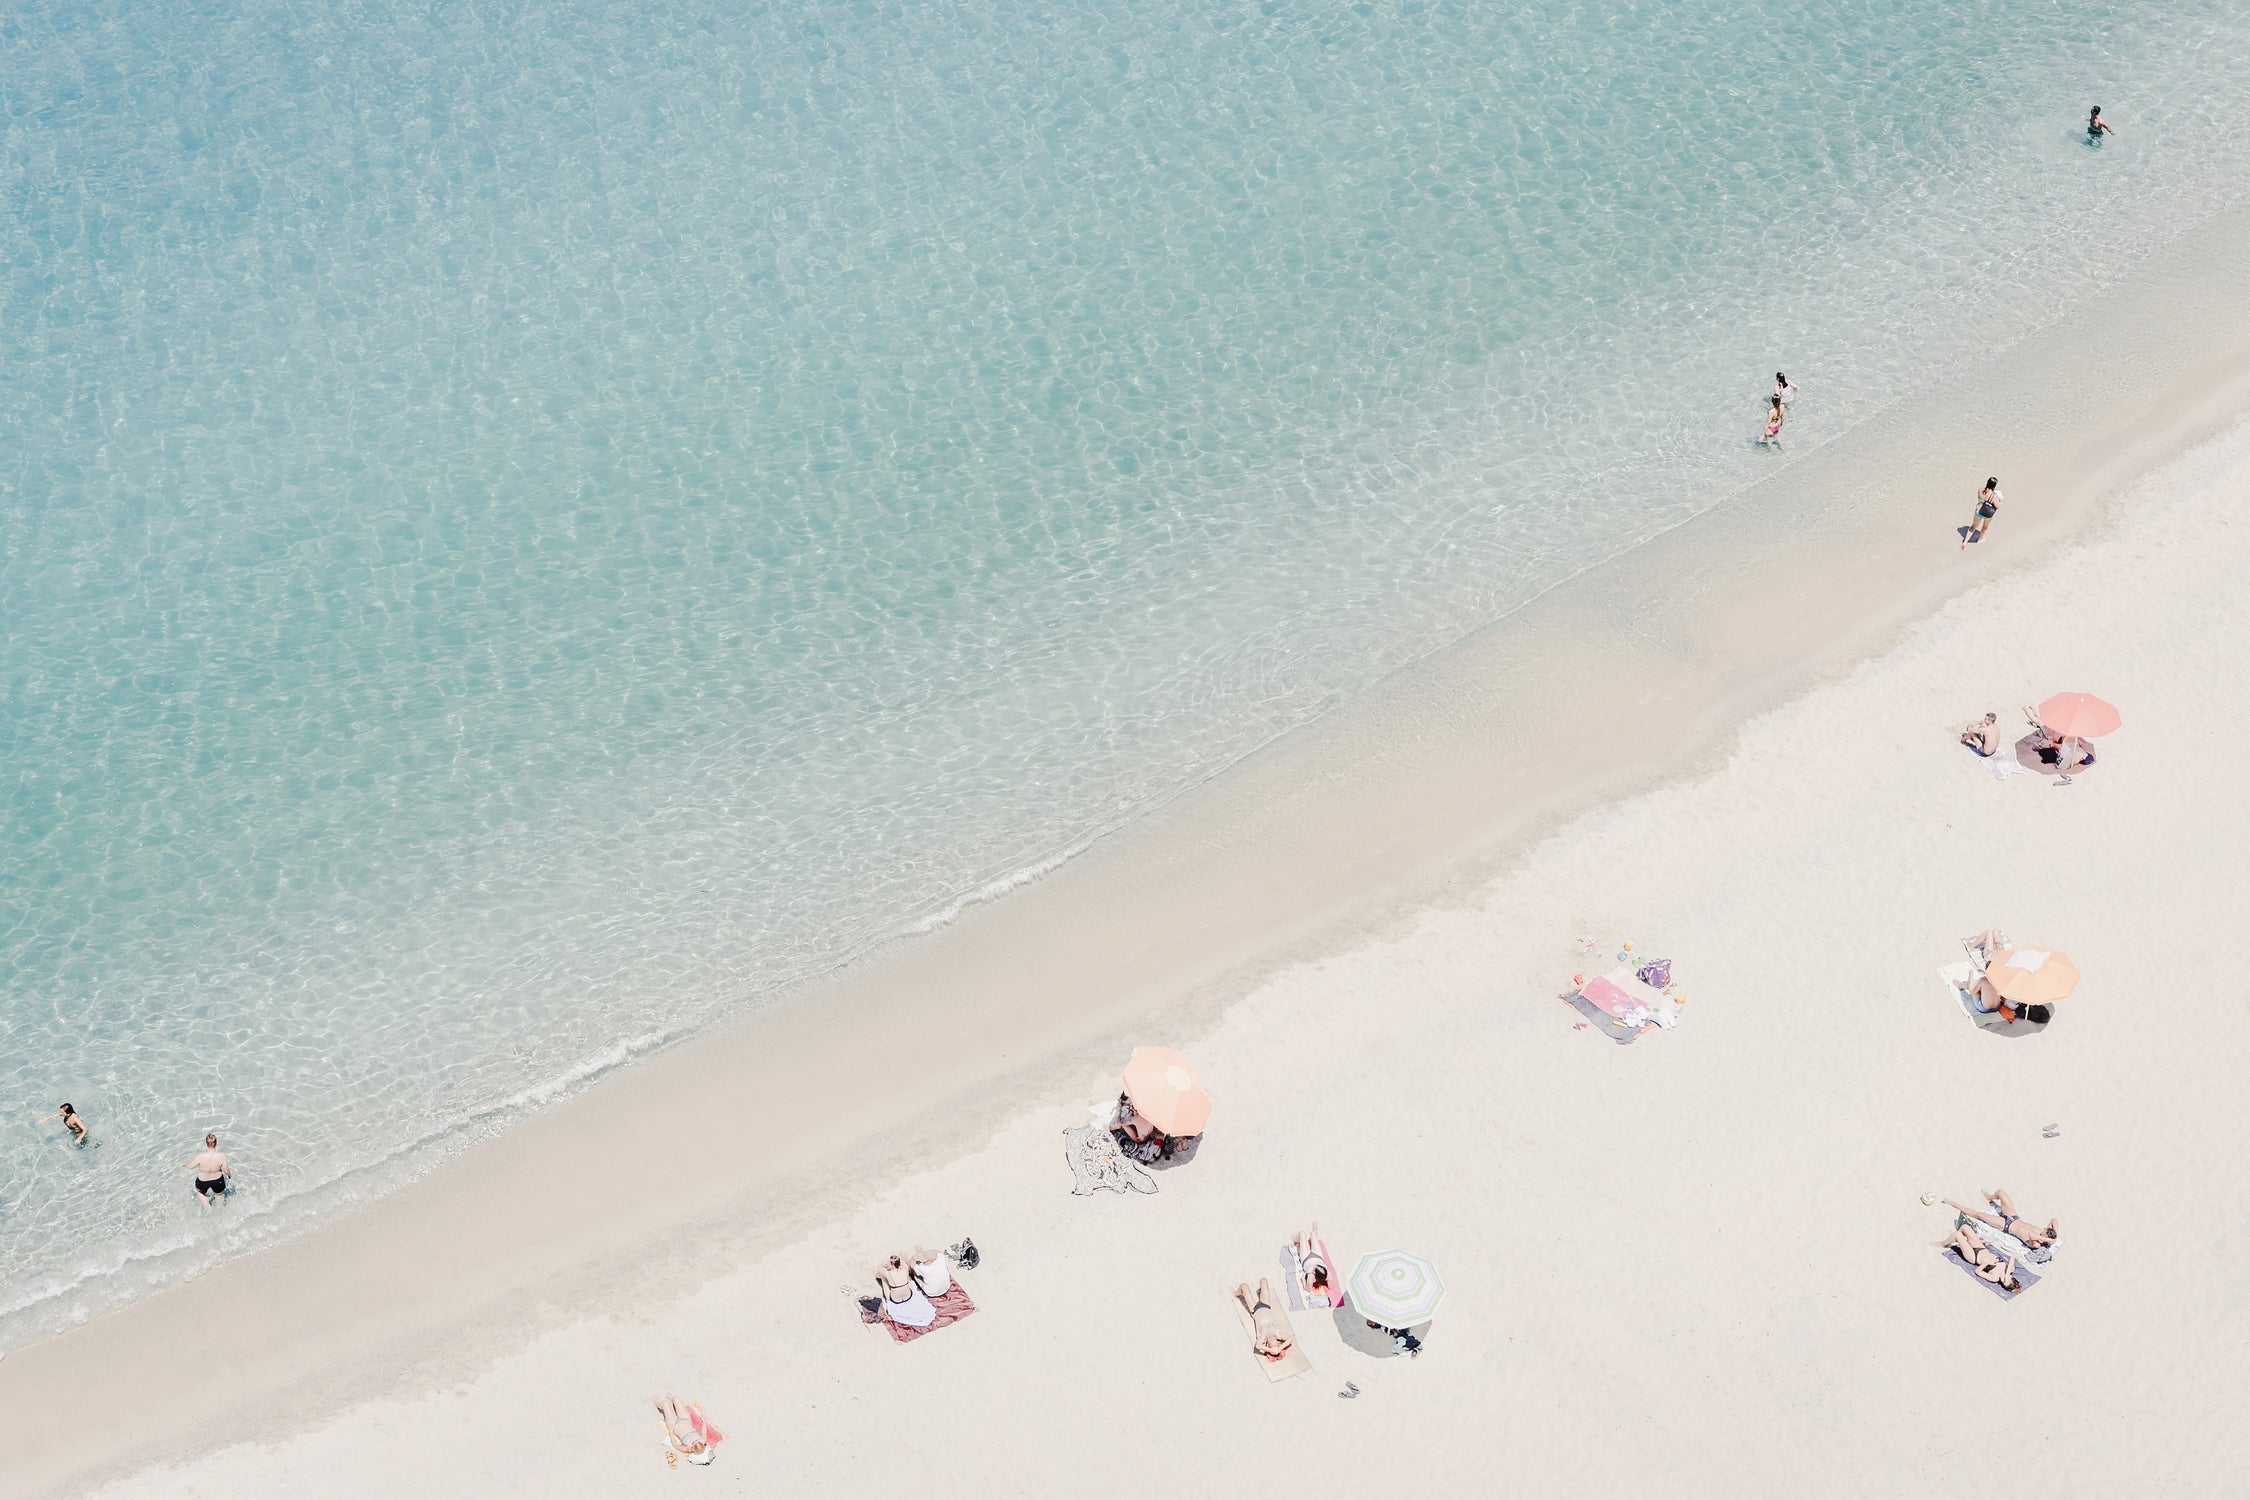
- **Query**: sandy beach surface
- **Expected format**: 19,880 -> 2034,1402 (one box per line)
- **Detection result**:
13,354 -> 2242,1497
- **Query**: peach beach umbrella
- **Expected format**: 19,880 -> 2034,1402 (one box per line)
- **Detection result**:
2035,692 -> 2121,740
1121,1046 -> 1211,1136
1984,945 -> 2080,1005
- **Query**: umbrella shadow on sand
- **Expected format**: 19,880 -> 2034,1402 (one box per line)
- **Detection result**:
2014,734 -> 2094,779
1331,1303 -> 1434,1358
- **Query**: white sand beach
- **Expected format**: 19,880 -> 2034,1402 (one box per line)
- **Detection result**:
7,289 -> 2243,1496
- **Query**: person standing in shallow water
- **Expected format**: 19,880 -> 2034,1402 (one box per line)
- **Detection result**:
1758,394 -> 1785,447
39,1103 -> 89,1145
2086,106 -> 2114,143
1772,371 -> 1797,407
1962,477 -> 2002,549
185,1132 -> 231,1205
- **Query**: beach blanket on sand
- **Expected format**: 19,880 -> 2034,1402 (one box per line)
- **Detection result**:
1062,1123 -> 1157,1195
1233,1293 -> 1312,1382
1566,989 -> 1646,1042
1943,1244 -> 2040,1300
1279,1240 -> 1344,1311
885,1284 -> 978,1344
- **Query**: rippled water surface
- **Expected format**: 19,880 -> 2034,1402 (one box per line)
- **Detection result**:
5,0 -> 2249,1341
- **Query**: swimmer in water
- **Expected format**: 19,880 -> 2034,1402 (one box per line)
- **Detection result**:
1758,393 -> 1785,447
2086,106 -> 2114,143
1773,371 -> 1797,406
39,1103 -> 90,1146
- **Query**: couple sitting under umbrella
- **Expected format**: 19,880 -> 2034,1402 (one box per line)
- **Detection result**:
1108,1045 -> 1209,1165
1960,929 -> 2073,1026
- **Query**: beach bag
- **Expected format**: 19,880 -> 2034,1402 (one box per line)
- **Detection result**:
1636,959 -> 1672,989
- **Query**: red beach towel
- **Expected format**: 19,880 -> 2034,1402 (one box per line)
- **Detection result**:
884,1284 -> 978,1344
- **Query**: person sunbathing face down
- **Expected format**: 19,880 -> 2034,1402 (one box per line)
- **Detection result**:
1948,1226 -> 2023,1293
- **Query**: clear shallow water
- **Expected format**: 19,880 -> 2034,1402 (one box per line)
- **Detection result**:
4,0 -> 2248,1343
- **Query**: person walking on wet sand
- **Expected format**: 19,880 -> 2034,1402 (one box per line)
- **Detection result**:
39,1103 -> 89,1146
184,1132 -> 231,1205
1962,477 -> 2002,549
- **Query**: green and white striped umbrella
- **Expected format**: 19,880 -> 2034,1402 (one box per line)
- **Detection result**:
1346,1248 -> 1446,1327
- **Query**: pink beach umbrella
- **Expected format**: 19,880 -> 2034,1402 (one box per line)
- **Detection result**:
1984,945 -> 2081,1006
2035,692 -> 2121,740
1121,1046 -> 1211,1136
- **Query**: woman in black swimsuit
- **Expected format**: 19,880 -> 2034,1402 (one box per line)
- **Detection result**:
1946,1225 -> 2024,1293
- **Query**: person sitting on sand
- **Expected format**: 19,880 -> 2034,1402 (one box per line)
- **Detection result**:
1946,1225 -> 2023,1293
1959,714 -> 2000,756
39,1103 -> 89,1145
1109,1092 -> 1202,1165
1233,1278 -> 1295,1362
871,1250 -> 947,1328
1291,1226 -> 1333,1302
1964,974 -> 2052,1026
653,1392 -> 715,1466
1949,1189 -> 2059,1251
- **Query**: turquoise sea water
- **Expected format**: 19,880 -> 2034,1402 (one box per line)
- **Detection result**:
5,0 -> 2249,1343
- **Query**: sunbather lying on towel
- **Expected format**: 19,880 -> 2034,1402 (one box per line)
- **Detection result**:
1960,714 -> 2001,756
1232,1279 -> 1296,1363
653,1392 -> 716,1466
1948,1190 -> 2058,1251
1946,1226 -> 2024,1294
1290,1226 -> 1334,1302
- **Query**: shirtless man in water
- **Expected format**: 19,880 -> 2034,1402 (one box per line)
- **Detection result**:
184,1133 -> 231,1205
